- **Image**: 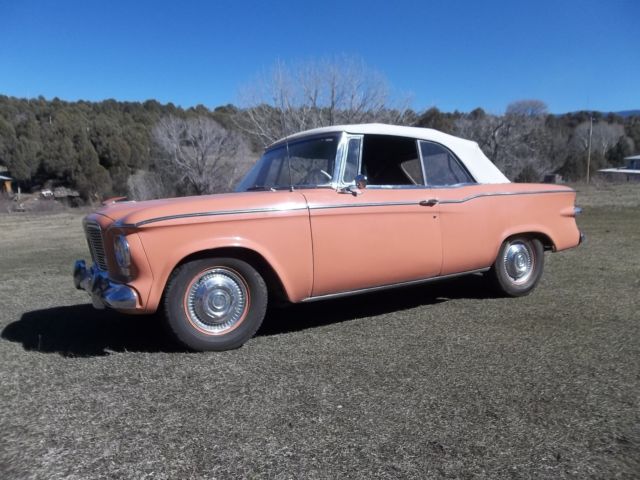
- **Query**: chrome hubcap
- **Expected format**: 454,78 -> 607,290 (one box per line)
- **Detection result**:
186,268 -> 248,334
504,242 -> 534,284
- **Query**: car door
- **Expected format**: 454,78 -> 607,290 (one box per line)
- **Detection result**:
417,140 -> 497,275
303,134 -> 443,298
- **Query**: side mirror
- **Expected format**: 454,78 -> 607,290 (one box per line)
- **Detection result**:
355,174 -> 367,189
339,175 -> 368,196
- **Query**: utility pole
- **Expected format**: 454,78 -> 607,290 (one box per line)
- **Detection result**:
586,115 -> 593,184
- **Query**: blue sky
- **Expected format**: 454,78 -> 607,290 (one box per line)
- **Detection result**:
0,0 -> 638,114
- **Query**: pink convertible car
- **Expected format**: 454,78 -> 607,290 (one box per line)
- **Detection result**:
74,124 -> 583,351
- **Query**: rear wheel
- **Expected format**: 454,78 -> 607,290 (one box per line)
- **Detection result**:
489,237 -> 544,297
164,257 -> 267,351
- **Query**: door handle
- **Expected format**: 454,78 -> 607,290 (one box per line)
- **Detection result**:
419,199 -> 439,207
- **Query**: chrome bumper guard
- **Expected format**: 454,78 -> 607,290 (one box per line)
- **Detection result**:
73,260 -> 138,310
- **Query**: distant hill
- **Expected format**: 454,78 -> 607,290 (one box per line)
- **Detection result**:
557,109 -> 640,118
614,110 -> 640,118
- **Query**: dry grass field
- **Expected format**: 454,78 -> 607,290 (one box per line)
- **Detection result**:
1,184 -> 639,479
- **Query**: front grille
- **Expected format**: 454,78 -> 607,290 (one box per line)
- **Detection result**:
85,222 -> 108,271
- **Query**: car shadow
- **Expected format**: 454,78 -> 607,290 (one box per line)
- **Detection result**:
2,274 -> 496,357
1,305 -> 184,357
257,273 -> 495,336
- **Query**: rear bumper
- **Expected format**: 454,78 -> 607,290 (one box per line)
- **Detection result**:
73,259 -> 139,310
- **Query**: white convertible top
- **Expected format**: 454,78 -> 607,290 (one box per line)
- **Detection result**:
275,123 -> 510,184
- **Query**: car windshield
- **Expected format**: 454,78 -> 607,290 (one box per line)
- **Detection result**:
236,135 -> 339,191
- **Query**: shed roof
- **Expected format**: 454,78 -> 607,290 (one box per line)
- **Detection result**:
598,168 -> 640,174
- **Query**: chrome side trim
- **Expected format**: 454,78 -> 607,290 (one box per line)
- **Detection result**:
308,189 -> 571,211
301,268 -> 490,302
436,189 -> 571,205
119,189 -> 571,227
365,184 -> 427,190
121,206 -> 309,228
309,189 -> 566,210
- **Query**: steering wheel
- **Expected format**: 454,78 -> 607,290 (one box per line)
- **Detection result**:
302,168 -> 332,184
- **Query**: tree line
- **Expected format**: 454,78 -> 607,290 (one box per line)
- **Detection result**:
0,96 -> 246,201
0,60 -> 638,202
417,101 -> 638,182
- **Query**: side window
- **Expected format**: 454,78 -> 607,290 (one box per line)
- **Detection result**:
400,158 -> 423,184
360,135 -> 424,186
419,141 -> 474,186
343,137 -> 362,184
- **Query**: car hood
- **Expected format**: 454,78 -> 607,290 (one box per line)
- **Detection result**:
97,191 -> 309,227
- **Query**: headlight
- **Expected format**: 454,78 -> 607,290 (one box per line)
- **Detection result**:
114,235 -> 131,274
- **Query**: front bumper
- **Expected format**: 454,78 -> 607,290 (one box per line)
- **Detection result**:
73,259 -> 139,310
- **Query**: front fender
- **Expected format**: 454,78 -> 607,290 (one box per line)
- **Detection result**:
135,213 -> 313,312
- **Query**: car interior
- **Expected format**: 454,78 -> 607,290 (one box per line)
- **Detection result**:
360,135 -> 424,186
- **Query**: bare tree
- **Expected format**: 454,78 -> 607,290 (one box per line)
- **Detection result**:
152,116 -> 251,195
236,56 -> 412,146
455,100 -> 563,181
127,170 -> 175,200
505,99 -> 548,117
571,121 -> 624,157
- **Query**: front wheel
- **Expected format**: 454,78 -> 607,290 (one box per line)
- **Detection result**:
164,257 -> 267,351
488,237 -> 544,297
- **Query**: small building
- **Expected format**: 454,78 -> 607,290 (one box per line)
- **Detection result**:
0,174 -> 12,194
597,155 -> 640,182
543,173 -> 563,184
626,155 -> 640,170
